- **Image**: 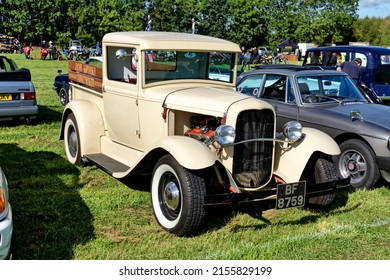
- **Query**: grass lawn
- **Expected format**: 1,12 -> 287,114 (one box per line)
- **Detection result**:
1,51 -> 389,260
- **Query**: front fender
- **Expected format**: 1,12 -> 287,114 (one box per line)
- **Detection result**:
274,127 -> 340,182
60,100 -> 105,156
152,136 -> 217,170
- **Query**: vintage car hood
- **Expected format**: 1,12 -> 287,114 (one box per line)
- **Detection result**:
146,85 -> 272,116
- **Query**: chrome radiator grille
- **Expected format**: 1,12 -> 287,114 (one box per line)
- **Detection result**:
232,109 -> 274,188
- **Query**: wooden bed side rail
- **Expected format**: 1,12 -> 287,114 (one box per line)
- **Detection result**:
68,60 -> 103,91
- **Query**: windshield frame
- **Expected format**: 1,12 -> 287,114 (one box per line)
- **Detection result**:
143,50 -> 236,86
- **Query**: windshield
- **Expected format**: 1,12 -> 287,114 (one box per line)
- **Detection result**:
144,50 -> 235,84
296,75 -> 367,104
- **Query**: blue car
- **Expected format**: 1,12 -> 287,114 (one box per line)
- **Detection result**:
302,45 -> 390,104
53,57 -> 102,106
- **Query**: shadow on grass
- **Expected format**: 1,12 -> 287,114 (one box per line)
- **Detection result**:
0,104 -> 63,127
0,143 -> 94,259
35,104 -> 64,125
198,189 -> 354,234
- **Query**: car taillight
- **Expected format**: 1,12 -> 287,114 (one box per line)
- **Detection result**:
21,92 -> 36,100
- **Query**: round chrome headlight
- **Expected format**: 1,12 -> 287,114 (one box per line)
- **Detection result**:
283,121 -> 303,143
215,125 -> 236,147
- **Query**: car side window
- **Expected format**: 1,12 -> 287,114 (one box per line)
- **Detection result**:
306,51 -> 322,65
261,74 -> 286,101
107,46 -> 137,84
236,74 -> 264,97
351,52 -> 367,68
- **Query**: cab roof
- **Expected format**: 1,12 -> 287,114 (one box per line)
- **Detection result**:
102,31 -> 241,53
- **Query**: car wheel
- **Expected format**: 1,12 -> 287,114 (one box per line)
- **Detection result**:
64,113 -> 82,165
303,157 -> 338,208
338,139 -> 379,189
151,154 -> 206,236
59,86 -> 69,106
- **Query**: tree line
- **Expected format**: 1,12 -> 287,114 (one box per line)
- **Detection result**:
0,0 -> 389,50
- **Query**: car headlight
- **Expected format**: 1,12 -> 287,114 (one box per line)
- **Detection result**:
283,121 -> 303,143
215,125 -> 236,147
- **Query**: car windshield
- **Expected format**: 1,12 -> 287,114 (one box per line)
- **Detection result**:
0,56 -> 18,71
144,50 -> 235,84
296,75 -> 367,104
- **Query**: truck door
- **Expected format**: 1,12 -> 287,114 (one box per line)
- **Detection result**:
103,46 -> 142,149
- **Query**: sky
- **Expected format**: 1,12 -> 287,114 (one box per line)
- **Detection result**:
358,0 -> 390,18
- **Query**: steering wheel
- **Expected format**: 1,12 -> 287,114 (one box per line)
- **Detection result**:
303,94 -> 320,103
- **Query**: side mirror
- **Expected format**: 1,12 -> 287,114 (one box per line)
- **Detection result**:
116,49 -> 128,60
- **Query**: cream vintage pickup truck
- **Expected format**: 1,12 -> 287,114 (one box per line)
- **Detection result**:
60,31 -> 349,236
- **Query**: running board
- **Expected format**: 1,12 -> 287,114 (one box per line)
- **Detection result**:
84,153 -> 130,175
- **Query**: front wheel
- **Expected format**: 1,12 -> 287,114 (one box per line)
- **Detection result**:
338,139 -> 379,189
64,113 -> 82,165
303,157 -> 338,208
151,155 -> 206,236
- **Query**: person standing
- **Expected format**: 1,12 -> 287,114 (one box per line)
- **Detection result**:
95,41 -> 102,55
48,41 -> 54,60
145,15 -> 152,31
191,18 -> 196,34
337,58 -> 362,85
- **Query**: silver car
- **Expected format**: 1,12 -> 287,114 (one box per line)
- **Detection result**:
0,55 -> 38,124
237,66 -> 390,190
0,166 -> 12,260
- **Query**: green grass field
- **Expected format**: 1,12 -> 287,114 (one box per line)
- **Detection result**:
1,51 -> 389,260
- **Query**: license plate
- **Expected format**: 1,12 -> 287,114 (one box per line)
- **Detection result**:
0,94 -> 12,101
276,181 -> 306,209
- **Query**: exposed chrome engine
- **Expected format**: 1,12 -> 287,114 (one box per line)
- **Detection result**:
184,115 -> 222,146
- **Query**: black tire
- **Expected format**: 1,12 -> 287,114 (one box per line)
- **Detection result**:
64,113 -> 82,165
303,158 -> 338,208
151,155 -> 206,236
59,86 -> 69,106
338,139 -> 379,189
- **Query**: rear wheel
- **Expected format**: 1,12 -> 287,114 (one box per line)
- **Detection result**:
59,86 -> 69,106
151,155 -> 206,236
303,157 -> 338,208
64,113 -> 82,165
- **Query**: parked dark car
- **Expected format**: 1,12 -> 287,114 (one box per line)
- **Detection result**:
302,45 -> 390,104
236,66 -> 390,190
53,57 -> 102,106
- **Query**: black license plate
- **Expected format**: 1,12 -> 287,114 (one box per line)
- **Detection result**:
276,181 -> 306,209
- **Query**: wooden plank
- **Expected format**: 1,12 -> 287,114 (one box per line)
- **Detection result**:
69,71 -> 102,91
68,60 -> 102,91
68,60 -> 102,79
